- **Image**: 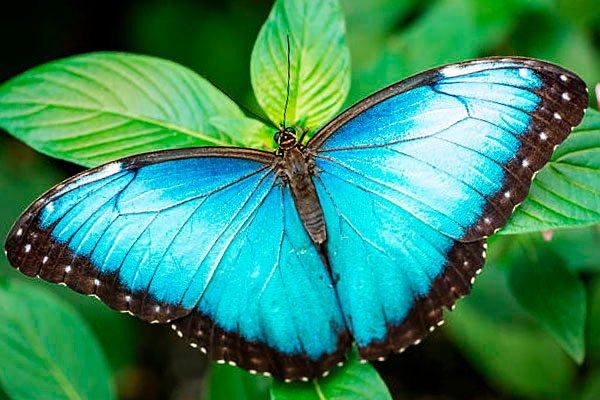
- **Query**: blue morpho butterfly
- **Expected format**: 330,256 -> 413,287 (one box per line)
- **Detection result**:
4,57 -> 589,382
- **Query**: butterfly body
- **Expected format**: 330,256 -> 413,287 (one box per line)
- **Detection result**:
278,139 -> 328,246
4,57 -> 589,381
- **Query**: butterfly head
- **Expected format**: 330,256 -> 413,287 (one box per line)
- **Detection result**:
274,126 -> 297,150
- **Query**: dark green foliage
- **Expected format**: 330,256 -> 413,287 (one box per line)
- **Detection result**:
0,0 -> 599,399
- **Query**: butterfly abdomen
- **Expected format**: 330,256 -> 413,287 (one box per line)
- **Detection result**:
283,147 -> 327,246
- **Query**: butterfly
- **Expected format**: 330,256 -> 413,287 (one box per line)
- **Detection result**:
4,57 -> 589,382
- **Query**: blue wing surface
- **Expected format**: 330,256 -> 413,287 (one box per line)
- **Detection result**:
5,148 -> 349,379
308,58 -> 588,358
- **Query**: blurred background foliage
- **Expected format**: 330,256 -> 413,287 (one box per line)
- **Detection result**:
0,0 -> 599,399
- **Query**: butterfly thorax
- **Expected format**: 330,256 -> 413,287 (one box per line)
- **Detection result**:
279,143 -> 327,248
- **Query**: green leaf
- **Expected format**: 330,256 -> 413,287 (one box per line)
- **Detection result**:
543,227 -> 600,273
506,238 -> 586,363
585,275 -> 600,364
0,281 -> 114,400
210,116 -> 274,149
0,52 -> 250,167
502,108 -> 600,234
207,364 -> 270,400
270,351 -> 391,400
446,267 -> 576,398
250,0 -> 350,131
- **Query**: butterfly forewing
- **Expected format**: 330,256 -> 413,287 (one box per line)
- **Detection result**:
308,57 -> 588,360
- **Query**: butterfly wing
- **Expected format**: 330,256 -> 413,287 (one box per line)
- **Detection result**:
4,147 -> 350,380
307,58 -> 589,359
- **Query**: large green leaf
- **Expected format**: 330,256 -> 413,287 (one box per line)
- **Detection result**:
206,364 -> 270,400
502,108 -> 600,234
0,282 -> 114,400
506,239 -> 587,363
250,0 -> 350,131
0,52 -> 263,167
446,267 -> 576,399
270,351 -> 391,400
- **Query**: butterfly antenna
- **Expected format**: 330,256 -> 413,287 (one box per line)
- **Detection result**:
283,34 -> 291,128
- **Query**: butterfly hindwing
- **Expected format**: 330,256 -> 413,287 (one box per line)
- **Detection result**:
172,184 -> 350,379
308,58 -> 588,359
4,147 -> 350,380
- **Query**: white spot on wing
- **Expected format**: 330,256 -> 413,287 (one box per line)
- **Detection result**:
518,68 -> 529,78
554,112 -> 562,120
504,191 -> 511,199
16,228 -> 23,236
65,265 -> 72,273
539,132 -> 548,140
24,244 -> 31,253
562,92 -> 571,101
440,65 -> 464,77
46,202 -> 54,212
93,278 -> 100,287
125,295 -> 131,302
522,159 -> 529,167
103,162 -> 122,175
560,74 -> 568,82
42,256 -> 48,264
